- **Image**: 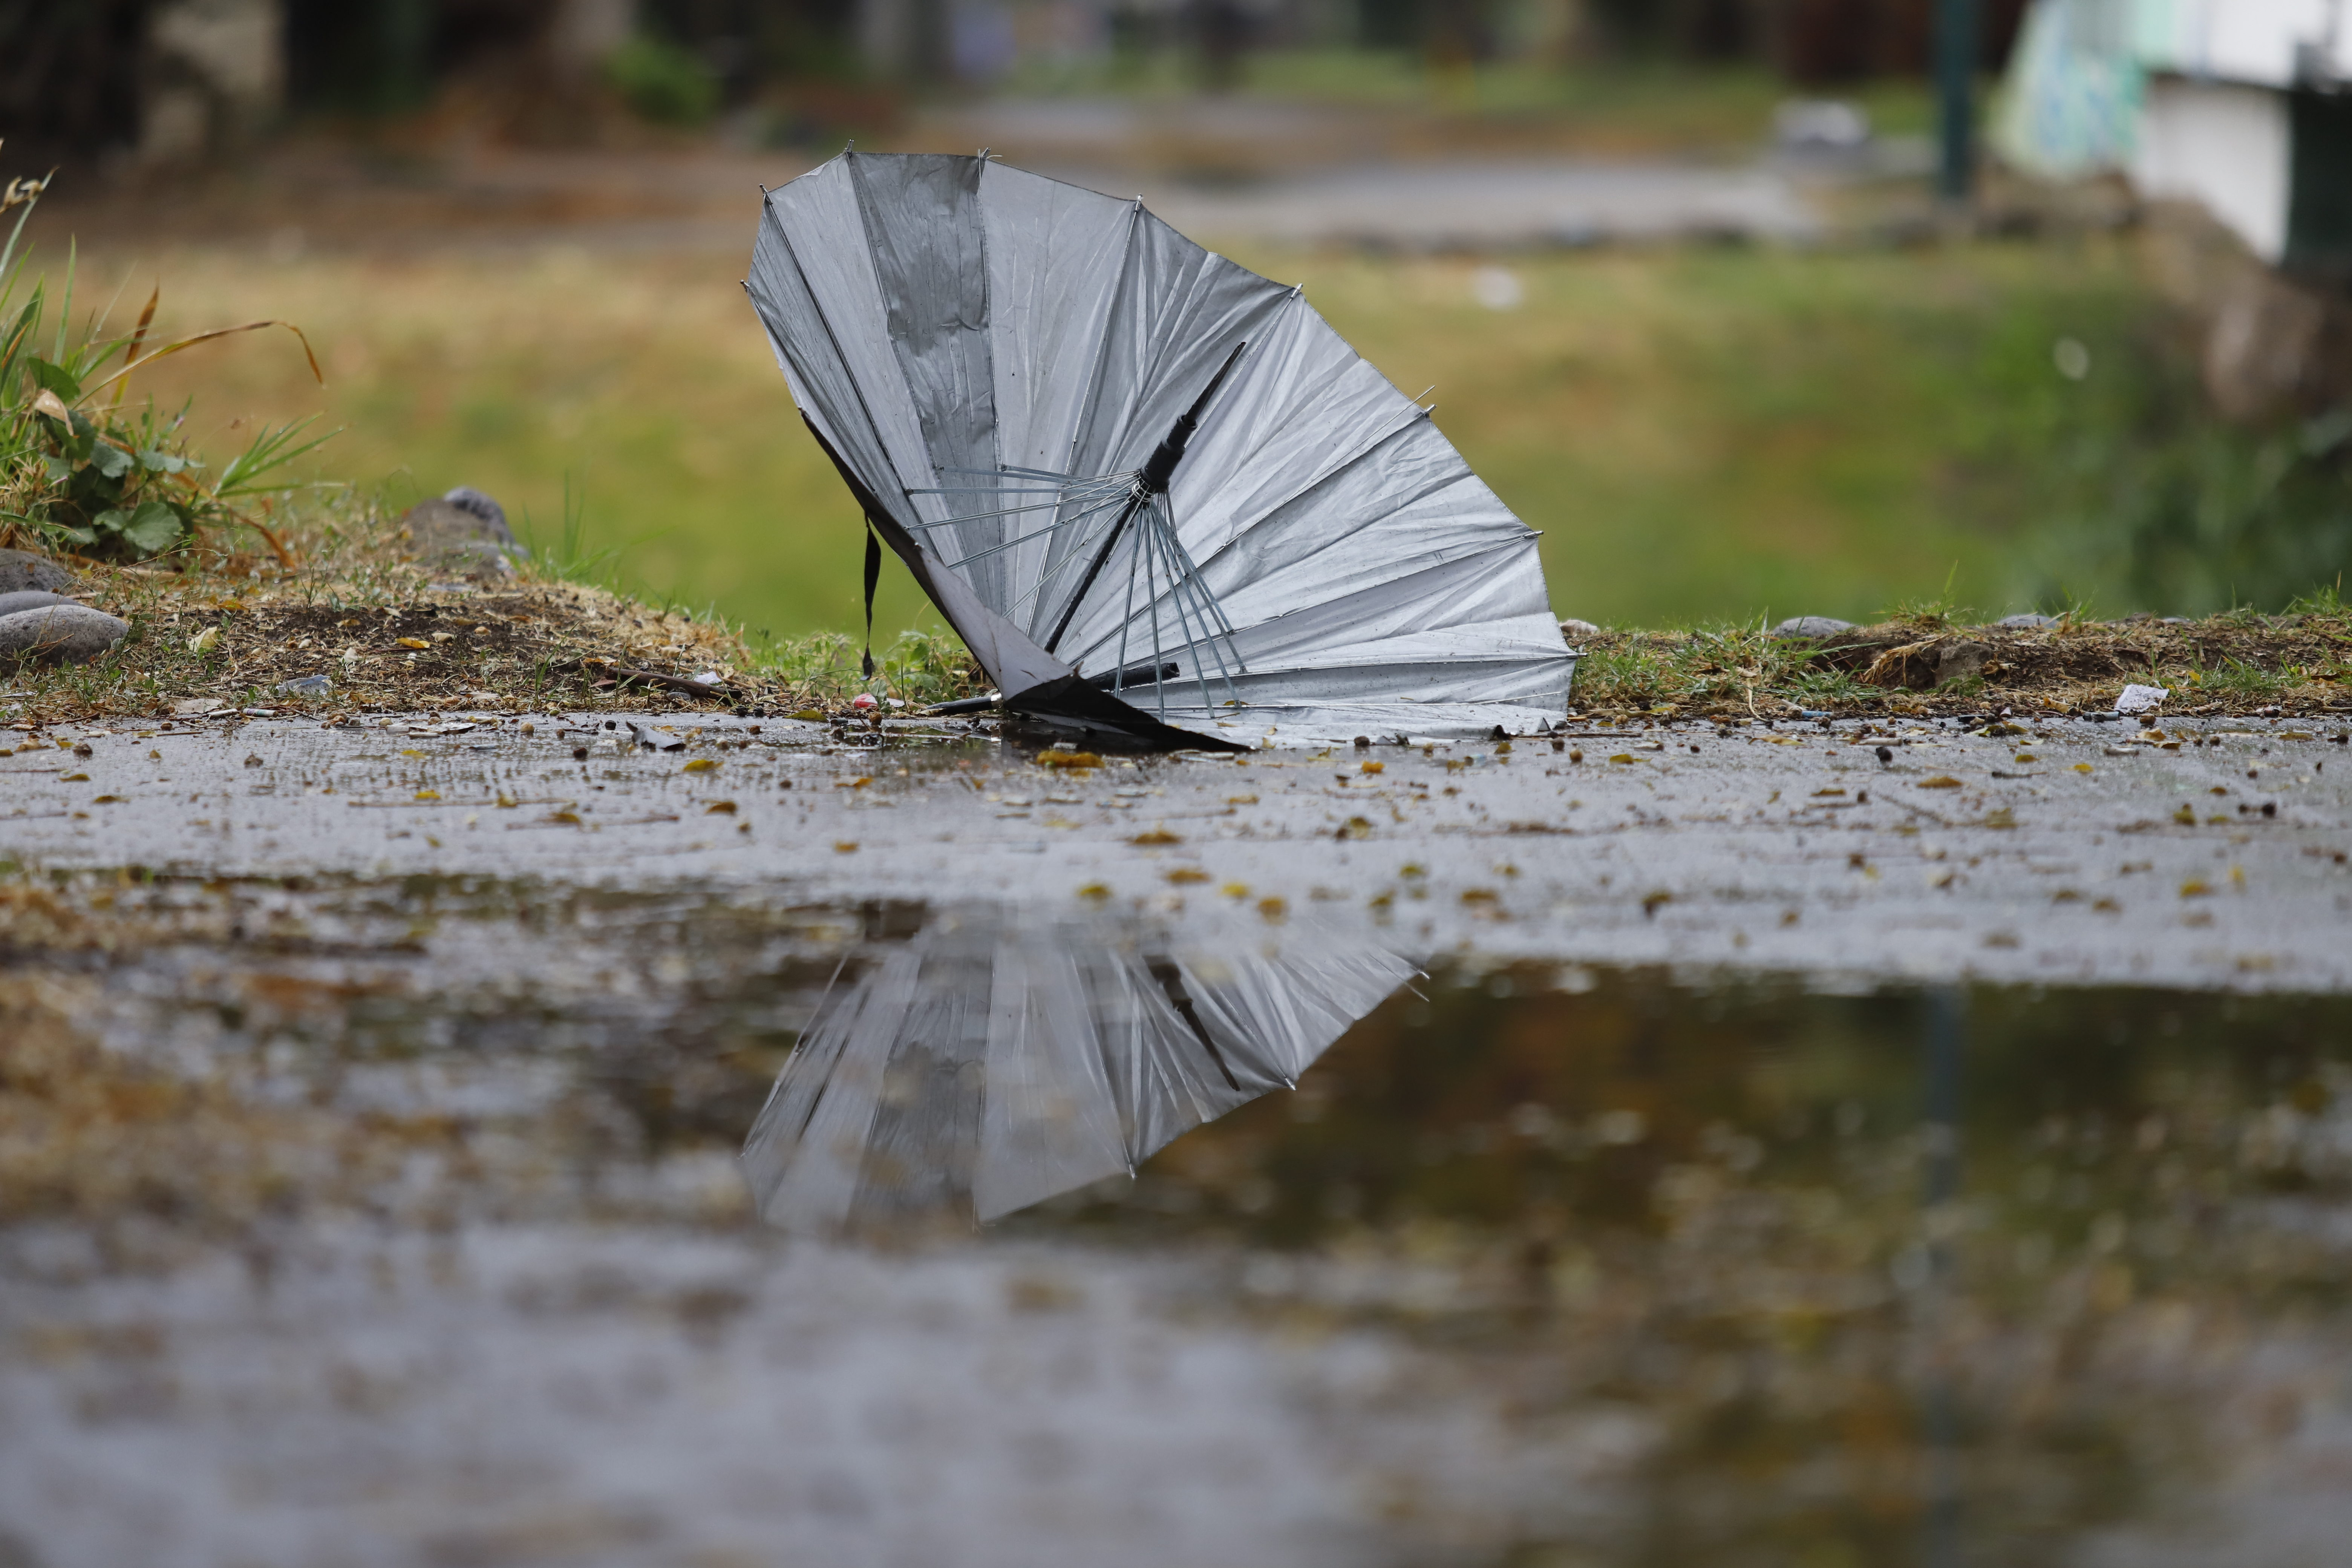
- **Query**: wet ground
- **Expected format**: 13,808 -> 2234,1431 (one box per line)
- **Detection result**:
4,714 -> 2352,1566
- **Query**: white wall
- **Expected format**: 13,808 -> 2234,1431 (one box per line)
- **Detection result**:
2141,0 -> 2352,87
2133,75 -> 2293,261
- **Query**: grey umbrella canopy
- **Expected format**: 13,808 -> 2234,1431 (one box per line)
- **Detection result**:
747,150 -> 1577,749
740,906 -> 1413,1233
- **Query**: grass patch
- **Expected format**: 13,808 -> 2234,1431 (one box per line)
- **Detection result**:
0,492 -> 986,727
1566,603 -> 2352,720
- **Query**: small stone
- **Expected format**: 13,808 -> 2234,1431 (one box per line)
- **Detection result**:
1769,616 -> 1857,639
400,496 -> 526,577
0,549 -> 73,595
440,485 -> 510,536
0,590 -> 76,618
1559,618 -> 1602,639
0,604 -> 128,666
1934,640 -> 1991,684
1996,613 -> 2058,630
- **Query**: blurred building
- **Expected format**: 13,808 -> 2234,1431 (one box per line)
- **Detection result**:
1999,0 -> 2352,274
1998,0 -> 2352,418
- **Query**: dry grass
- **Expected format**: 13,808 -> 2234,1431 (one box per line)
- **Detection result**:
2,497 -> 985,726
1568,602 -> 2352,720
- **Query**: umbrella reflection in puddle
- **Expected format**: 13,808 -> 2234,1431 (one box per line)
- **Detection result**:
741,906 -> 1412,1234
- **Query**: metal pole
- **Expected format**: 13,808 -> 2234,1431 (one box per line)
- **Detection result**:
1937,0 -> 1980,205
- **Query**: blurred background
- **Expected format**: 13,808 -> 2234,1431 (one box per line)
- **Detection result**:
5,0 -> 2349,637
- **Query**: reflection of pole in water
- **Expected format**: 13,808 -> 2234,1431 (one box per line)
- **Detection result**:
1920,985 -> 1965,1568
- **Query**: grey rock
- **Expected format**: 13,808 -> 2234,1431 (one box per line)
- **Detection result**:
1935,640 -> 1992,685
0,590 -> 76,618
1770,616 -> 1857,640
400,497 -> 526,577
0,604 -> 129,666
1996,613 -> 2058,630
441,485 -> 510,537
0,548 -> 72,595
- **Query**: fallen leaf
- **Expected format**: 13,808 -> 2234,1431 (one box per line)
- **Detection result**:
1460,888 -> 1499,904
684,758 -> 718,773
1039,751 -> 1103,770
414,790 -> 440,801
1917,776 -> 1963,789
2074,763 -> 2095,774
395,637 -> 430,651
1642,890 -> 1672,917
1608,753 -> 1638,765
833,776 -> 871,789
1257,896 -> 1287,922
1077,882 -> 1111,900
91,795 -> 122,804
60,772 -> 88,782
834,841 -> 858,853
1358,761 -> 1385,775
549,810 -> 581,825
1336,816 -> 1374,840
187,626 -> 219,655
1167,868 -> 1211,884
1221,882 -> 1250,899
2180,880 -> 2210,897
1130,828 -> 1182,845
1226,794 -> 1259,805
705,800 -> 737,815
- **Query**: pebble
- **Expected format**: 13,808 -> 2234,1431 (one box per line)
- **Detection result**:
441,486 -> 510,536
1769,616 -> 1857,639
1995,613 -> 2058,630
0,589 -> 77,618
0,603 -> 128,665
0,548 -> 73,595
400,490 -> 528,577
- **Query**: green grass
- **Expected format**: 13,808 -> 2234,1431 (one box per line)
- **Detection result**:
86,228 -> 2342,648
998,48 -> 1936,150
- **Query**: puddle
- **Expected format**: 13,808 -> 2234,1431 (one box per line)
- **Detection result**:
4,870 -> 2350,1566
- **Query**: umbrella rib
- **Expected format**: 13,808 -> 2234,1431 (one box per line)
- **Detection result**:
1151,499 -> 1244,707
934,495 -> 1129,570
1112,522 -> 1138,694
1003,498 -> 1138,615
1147,503 -> 1217,708
1061,199 -> 1145,479
1149,501 -> 1240,710
901,487 -> 1127,530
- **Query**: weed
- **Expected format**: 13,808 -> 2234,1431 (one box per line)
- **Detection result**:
0,164 -> 333,564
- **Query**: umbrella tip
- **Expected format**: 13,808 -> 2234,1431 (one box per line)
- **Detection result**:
977,147 -> 990,160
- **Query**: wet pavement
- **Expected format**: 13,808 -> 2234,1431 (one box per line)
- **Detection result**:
4,712 -> 2352,1566
5,709 -> 2348,992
